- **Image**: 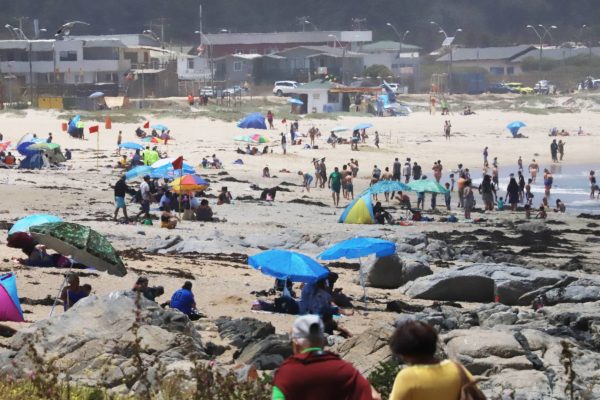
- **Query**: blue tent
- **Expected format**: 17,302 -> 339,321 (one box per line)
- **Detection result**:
507,121 -> 526,137
18,152 -> 44,169
68,115 -> 81,135
237,113 -> 267,130
0,273 -> 24,322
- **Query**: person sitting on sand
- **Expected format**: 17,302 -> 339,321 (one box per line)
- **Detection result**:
170,281 -> 202,321
322,310 -> 352,339
217,187 -> 232,205
117,155 -> 129,169
263,166 -> 271,178
328,131 -> 338,148
554,199 -> 566,213
195,199 -> 214,222
60,273 -> 89,311
160,205 -> 180,229
135,127 -> 147,138
211,154 -> 222,169
396,191 -> 411,209
132,276 -> 164,302
373,201 -> 393,224
4,152 -> 15,166
536,205 -> 547,219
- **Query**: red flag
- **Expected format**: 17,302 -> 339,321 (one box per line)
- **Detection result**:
172,156 -> 184,170
61,123 -> 68,132
143,121 -> 150,129
89,125 -> 99,134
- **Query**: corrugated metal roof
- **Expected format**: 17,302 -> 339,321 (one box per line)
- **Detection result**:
0,40 -> 54,51
360,40 -> 421,53
276,45 -> 364,58
204,31 -> 372,45
294,79 -> 345,90
511,46 -> 600,62
437,45 -> 535,62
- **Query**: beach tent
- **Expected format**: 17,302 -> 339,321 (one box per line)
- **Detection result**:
18,152 -> 44,169
0,273 -> 24,322
338,193 -> 375,224
507,121 -> 526,138
237,112 -> 267,130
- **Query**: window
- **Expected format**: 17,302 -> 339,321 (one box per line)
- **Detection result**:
32,51 -> 53,61
506,67 -> 515,75
328,92 -> 340,103
83,48 -> 119,60
233,61 -> 242,71
489,67 -> 505,76
124,52 -> 138,63
187,59 -> 194,69
59,51 -> 77,61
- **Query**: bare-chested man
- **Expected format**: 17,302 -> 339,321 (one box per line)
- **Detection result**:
380,166 -> 393,201
529,159 -> 539,184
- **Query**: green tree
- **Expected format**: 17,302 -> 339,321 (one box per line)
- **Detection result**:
365,64 -> 393,79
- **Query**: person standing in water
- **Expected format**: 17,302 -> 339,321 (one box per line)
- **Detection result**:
558,140 -> 565,161
529,159 -> 539,183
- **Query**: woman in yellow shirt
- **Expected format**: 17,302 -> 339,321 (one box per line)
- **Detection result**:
389,320 -> 478,400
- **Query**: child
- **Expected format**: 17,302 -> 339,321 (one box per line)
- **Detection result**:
497,197 -> 505,211
524,204 -> 531,219
449,173 -> 455,191
416,191 -> 425,209
536,205 -> 547,219
444,183 -> 451,210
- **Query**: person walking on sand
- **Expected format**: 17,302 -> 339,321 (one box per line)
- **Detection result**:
444,120 -> 451,140
298,171 -> 313,193
381,167 -> 392,201
328,167 -> 342,207
313,158 -> 322,188
483,146 -> 489,164
463,179 -> 475,219
558,140 -> 565,161
374,131 -> 380,148
550,139 -> 558,163
280,132 -> 287,155
529,159 -> 539,183
393,158 -> 401,181
113,175 -> 130,221
272,315 -> 380,400
267,110 -> 274,129
518,156 -> 523,171
116,130 -> 123,155
319,158 -> 327,188
402,159 -> 412,184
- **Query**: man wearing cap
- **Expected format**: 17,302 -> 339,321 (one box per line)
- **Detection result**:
272,315 -> 379,400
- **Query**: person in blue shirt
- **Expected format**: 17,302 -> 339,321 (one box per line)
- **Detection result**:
170,281 -> 201,320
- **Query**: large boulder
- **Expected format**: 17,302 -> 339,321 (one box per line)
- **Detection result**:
236,334 -> 292,370
363,255 -> 432,289
0,291 -> 207,391
402,264 -> 565,305
332,324 -> 395,375
215,317 -> 275,353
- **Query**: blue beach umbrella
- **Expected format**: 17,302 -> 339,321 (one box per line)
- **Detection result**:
119,142 -> 145,150
288,98 -> 304,105
507,121 -> 526,137
151,124 -> 169,132
237,112 -> 267,130
366,180 -> 410,195
248,249 -> 329,283
353,122 -> 374,130
8,214 -> 62,236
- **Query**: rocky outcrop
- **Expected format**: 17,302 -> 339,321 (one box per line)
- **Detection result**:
402,264 -> 566,305
363,255 -> 432,289
0,291 -> 207,393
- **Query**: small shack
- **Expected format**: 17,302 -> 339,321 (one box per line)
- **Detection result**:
292,79 -> 346,114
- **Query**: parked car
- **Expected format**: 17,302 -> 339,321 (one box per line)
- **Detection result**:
534,80 -> 555,95
381,82 -> 400,93
199,87 -> 216,98
487,83 -> 512,94
504,82 -> 534,95
273,81 -> 299,96
223,85 -> 242,96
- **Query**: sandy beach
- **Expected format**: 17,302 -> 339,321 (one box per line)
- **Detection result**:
1,96 -> 600,331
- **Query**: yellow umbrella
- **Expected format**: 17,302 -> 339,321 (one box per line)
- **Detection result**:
170,174 -> 209,193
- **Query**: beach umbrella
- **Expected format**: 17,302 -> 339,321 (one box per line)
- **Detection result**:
89,91 -> 105,99
8,214 -> 62,236
366,180 -> 410,195
0,141 -> 11,151
407,179 -> 449,194
353,122 -> 374,130
248,249 -> 329,283
142,136 -> 165,144
233,135 -> 254,143
17,133 -> 40,147
151,124 -> 169,132
288,98 -> 304,105
151,158 -> 193,171
338,193 -> 375,224
318,237 -> 396,305
507,121 -> 526,137
170,174 -> 209,193
125,165 -> 153,181
237,112 -> 267,130
30,222 -> 127,277
0,273 -> 24,322
119,142 -> 145,151
331,126 -> 349,133
318,237 -> 396,261
26,142 -> 60,151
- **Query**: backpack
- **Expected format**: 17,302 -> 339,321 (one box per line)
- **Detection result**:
454,362 -> 486,400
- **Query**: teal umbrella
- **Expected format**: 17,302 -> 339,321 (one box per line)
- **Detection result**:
248,249 -> 328,283
407,179 -> 449,194
8,214 -> 62,236
365,180 -> 410,195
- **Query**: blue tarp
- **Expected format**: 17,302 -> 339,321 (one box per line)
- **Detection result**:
237,113 -> 267,130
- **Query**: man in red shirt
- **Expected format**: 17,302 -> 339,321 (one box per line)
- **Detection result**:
272,315 -> 380,400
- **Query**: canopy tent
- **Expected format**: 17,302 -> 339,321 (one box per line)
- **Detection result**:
0,273 -> 24,322
8,214 -> 62,236
237,112 -> 267,130
338,193 -> 375,224
30,222 -> 127,277
248,249 -> 329,283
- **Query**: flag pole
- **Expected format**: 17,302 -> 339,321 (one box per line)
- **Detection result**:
96,128 -> 100,168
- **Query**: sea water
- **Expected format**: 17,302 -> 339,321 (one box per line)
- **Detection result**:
469,163 -> 600,215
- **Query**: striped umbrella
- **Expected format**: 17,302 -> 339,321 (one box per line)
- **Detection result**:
170,174 -> 209,193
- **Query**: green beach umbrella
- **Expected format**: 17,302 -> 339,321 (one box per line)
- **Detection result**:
30,222 -> 127,277
407,179 -> 449,194
26,142 -> 60,151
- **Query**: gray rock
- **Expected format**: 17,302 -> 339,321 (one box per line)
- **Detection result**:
402,260 -> 433,282
332,324 -> 395,375
0,291 -> 207,391
364,254 -> 404,289
425,239 -> 456,260
516,221 -> 548,233
543,279 -> 600,305
404,233 -> 427,246
402,264 -> 565,305
147,235 -> 183,253
215,317 -> 275,350
236,334 -> 292,370
395,243 -> 416,254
